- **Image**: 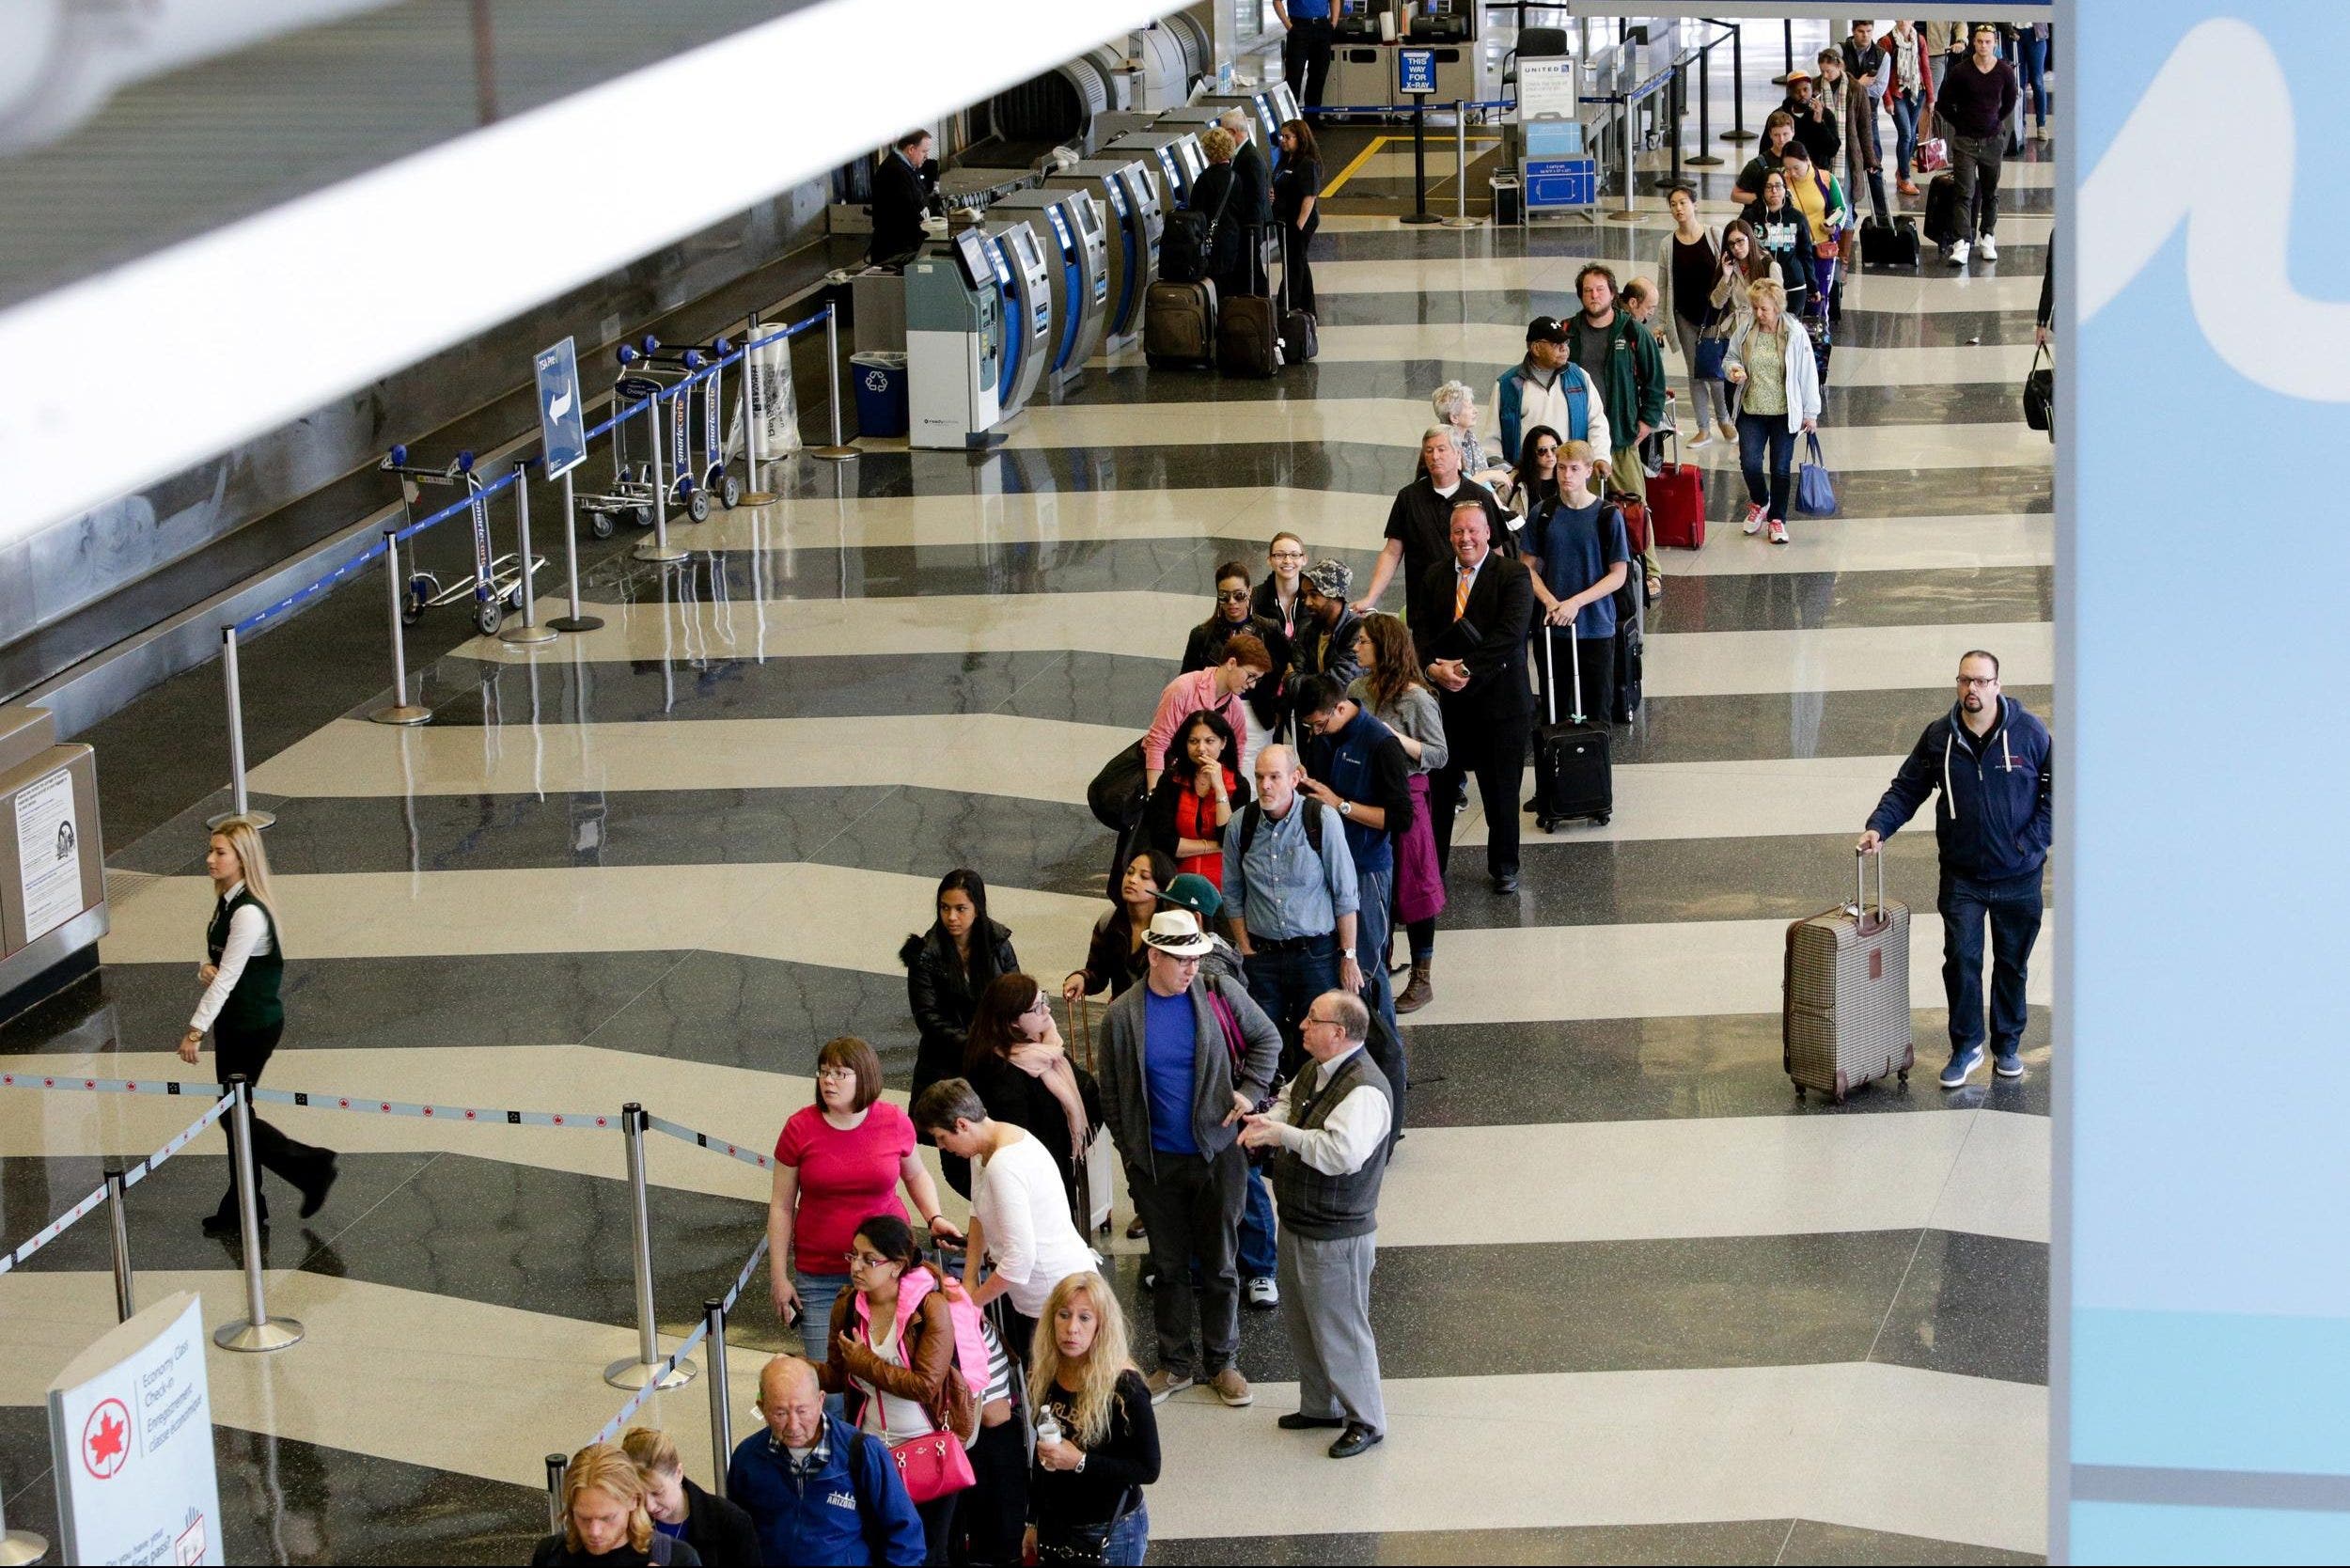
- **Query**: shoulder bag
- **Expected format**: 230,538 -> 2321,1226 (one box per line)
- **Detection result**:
2023,344 -> 2053,437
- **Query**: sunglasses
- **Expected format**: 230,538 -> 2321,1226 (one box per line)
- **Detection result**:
1217,588 -> 1252,603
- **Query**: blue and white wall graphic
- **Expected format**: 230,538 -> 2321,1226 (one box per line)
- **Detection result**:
2066,3 -> 2350,1561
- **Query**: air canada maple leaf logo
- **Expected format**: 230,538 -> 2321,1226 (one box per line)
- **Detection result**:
82,1397 -> 131,1479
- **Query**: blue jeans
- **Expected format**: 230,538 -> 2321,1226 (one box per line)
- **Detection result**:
1938,870 -> 2044,1062
1239,1168 -> 1277,1279
1890,90 -> 1922,180
792,1269 -> 850,1416
1355,865 -> 1397,1034
2018,34 -> 2049,127
1245,933 -> 1341,1078
1106,1502 -> 1151,1567
1736,411 -> 1796,521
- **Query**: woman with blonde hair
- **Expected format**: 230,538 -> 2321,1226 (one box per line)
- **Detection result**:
532,1441 -> 702,1565
619,1427 -> 756,1567
177,815 -> 336,1237
1026,1271 -> 1159,1566
1722,277 -> 1824,545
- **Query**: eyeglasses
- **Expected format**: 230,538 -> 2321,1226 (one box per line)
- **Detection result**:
1303,1013 -> 1342,1029
1217,588 -> 1252,602
1270,549 -> 1307,561
849,1251 -> 893,1271
1957,675 -> 1998,688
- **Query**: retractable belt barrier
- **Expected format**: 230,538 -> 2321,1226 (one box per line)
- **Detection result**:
0,1090 -> 234,1277
590,1234 -> 768,1449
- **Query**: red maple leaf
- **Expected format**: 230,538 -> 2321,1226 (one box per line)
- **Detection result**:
88,1409 -> 126,1466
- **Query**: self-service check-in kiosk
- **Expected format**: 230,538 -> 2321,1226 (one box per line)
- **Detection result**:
992,188 -> 1109,394
1263,81 -> 1302,126
907,231 -> 1003,448
1105,129 -> 1207,206
984,217 -> 1055,419
1329,0 -> 1397,109
1046,158 -> 1161,348
1195,90 -> 1281,147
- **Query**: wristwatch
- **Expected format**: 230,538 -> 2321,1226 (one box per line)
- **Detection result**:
1340,948 -> 1356,960
1338,799 -> 1353,818
1073,1451 -> 1087,1474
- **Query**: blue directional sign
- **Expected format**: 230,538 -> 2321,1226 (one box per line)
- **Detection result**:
533,337 -> 588,481
1397,46 -> 1437,97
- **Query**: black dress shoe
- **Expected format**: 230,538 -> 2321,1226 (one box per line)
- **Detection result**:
1491,874 -> 1519,895
296,1155 -> 339,1219
1329,1422 -> 1384,1459
1278,1412 -> 1345,1431
200,1209 -> 263,1237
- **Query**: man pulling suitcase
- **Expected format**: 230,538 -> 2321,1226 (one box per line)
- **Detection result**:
1856,650 -> 2054,1089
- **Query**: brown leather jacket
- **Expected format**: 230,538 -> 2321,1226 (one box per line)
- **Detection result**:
819,1274 -> 979,1440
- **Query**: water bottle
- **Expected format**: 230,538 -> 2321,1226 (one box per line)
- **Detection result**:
1036,1407 -> 1063,1449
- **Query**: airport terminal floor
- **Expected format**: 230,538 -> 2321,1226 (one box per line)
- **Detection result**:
0,51 -> 2054,1568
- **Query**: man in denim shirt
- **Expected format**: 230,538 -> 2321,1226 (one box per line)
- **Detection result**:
1292,674 -> 1413,1033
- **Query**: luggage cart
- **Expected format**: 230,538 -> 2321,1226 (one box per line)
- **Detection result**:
616,337 -> 743,521
572,364 -> 666,539
380,446 -> 545,637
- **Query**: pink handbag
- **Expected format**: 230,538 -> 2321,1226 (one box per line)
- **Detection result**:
1916,136 -> 1951,173
887,1428 -> 975,1504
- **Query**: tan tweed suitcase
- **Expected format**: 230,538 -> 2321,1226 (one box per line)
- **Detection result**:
1783,852 -> 1914,1102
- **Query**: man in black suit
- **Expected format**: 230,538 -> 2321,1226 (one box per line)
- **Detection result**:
1415,502 -> 1537,895
1220,109 -> 1275,295
868,130 -> 938,266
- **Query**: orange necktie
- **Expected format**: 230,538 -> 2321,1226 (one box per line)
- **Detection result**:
1454,564 -> 1474,620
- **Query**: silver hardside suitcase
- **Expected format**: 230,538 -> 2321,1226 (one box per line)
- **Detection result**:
1783,851 -> 1914,1102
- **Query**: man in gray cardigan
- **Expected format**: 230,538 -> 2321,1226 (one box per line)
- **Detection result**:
1099,910 -> 1283,1409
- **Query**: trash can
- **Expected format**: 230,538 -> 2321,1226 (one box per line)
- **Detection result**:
850,351 -> 908,438
1490,174 -> 1523,226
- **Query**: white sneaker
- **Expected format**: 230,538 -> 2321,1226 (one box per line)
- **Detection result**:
1979,234 -> 1999,261
1742,504 -> 1765,536
1246,1277 -> 1279,1310
1948,239 -> 1970,266
1687,431 -> 1714,449
1767,519 -> 1790,545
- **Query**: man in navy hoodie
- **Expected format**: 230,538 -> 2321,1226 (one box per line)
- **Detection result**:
1859,650 -> 2053,1089
728,1356 -> 926,1566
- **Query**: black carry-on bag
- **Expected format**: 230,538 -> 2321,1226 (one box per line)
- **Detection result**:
1532,629 -> 1612,830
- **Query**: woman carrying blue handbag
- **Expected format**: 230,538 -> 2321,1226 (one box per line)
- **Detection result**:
1719,276 -> 1825,545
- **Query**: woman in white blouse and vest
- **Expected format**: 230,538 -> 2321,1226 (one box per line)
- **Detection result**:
176,817 -> 336,1235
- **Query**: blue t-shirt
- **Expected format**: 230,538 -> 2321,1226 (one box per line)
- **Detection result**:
1528,498 -> 1630,639
1290,0 -> 1332,18
1143,988 -> 1200,1154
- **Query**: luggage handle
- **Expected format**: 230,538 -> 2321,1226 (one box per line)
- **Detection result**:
1851,846 -> 1889,934
1543,617 -> 1587,726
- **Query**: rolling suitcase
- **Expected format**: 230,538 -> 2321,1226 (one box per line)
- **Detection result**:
1783,851 -> 1915,1103
1146,278 -> 1217,368
1217,293 -> 1282,378
1861,214 -> 1920,269
1923,172 -> 1963,247
1532,630 -> 1612,830
1646,428 -> 1706,549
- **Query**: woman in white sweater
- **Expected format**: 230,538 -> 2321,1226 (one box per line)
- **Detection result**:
1721,278 -> 1823,544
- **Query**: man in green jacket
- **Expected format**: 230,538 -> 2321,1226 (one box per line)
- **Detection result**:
1567,262 -> 1667,595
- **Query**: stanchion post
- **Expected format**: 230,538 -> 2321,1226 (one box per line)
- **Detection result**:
1724,19 -> 1753,141
1774,18 -> 1794,85
1668,61 -> 1684,184
808,306 -> 858,462
369,528 -> 434,726
739,309 -> 777,504
545,1452 -> 569,1533
1606,92 -> 1641,222
548,469 -> 604,634
1442,100 -> 1478,227
207,628 -> 278,829
603,1104 -> 698,1389
634,394 -> 686,565
0,1491 -> 44,1568
704,1298 -> 733,1495
1688,38 -> 1724,165
500,460 -> 556,645
213,1077 -> 304,1353
106,1167 -> 134,1323
1400,96 -> 1437,224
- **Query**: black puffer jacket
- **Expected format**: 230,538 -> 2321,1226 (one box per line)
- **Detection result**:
900,919 -> 1020,1103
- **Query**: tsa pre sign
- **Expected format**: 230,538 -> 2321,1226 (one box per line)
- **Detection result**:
47,1293 -> 224,1565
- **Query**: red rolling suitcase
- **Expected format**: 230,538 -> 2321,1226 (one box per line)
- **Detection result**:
1647,428 -> 1706,549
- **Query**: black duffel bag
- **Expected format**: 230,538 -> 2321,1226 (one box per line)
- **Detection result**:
2023,344 -> 2054,438
1087,741 -> 1149,832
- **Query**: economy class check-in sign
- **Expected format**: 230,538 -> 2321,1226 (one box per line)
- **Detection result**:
46,1292 -> 224,1565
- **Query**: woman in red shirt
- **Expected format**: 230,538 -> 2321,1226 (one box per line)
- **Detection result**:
1141,710 -> 1251,887
768,1034 -> 963,1364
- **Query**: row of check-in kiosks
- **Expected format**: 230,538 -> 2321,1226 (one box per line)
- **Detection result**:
905,82 -> 1301,448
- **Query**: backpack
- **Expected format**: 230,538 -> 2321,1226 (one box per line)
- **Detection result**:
1236,796 -> 1324,856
